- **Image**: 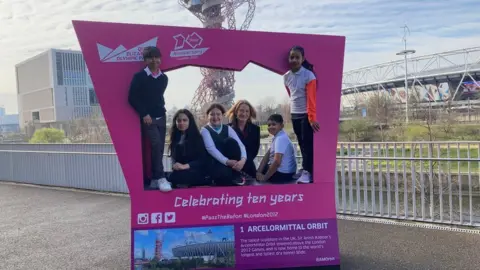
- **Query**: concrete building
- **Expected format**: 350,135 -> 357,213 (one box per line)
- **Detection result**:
15,49 -> 100,129
0,105 -> 19,134
0,114 -> 20,133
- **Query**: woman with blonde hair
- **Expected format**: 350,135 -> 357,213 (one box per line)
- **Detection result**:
226,99 -> 261,178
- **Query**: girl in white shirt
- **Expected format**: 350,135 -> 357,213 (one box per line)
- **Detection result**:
283,45 -> 320,184
200,103 -> 251,186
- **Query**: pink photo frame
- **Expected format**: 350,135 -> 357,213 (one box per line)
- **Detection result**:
73,20 -> 345,270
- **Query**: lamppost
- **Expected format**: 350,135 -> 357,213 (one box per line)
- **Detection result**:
396,49 -> 416,124
397,24 -> 415,124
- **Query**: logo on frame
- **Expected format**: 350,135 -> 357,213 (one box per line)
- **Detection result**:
170,32 -> 209,59
97,37 -> 158,63
137,212 -> 176,225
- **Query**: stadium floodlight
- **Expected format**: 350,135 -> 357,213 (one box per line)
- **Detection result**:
397,24 -> 416,124
396,49 -> 416,124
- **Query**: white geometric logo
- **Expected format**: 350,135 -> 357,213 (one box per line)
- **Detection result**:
170,32 -> 209,59
97,37 -> 158,63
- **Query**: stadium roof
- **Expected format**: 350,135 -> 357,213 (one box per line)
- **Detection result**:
342,47 -> 480,92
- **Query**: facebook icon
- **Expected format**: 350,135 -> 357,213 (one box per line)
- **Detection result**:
151,213 -> 163,224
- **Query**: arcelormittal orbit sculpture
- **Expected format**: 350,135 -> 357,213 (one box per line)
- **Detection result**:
179,0 -> 256,113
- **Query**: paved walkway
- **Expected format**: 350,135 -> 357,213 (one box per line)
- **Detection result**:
1,182 -> 479,270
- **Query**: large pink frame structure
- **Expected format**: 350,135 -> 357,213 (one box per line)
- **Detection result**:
74,20 -> 345,269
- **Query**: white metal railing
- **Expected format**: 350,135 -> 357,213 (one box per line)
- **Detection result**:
336,142 -> 480,227
0,142 -> 479,227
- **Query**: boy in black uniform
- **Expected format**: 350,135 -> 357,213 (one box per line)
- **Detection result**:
128,46 -> 172,192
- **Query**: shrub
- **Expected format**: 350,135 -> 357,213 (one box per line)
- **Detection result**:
29,128 -> 66,143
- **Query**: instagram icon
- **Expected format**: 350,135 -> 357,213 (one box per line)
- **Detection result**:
137,213 -> 149,225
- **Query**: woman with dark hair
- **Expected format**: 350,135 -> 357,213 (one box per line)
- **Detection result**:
226,99 -> 260,178
200,103 -> 251,186
168,109 -> 208,188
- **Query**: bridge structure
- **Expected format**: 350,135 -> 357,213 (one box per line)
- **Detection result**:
341,47 -> 480,116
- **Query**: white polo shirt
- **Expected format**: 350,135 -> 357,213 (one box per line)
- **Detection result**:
283,66 -> 316,114
268,130 -> 297,174
144,67 -> 163,79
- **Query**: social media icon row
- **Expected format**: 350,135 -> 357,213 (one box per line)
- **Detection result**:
137,212 -> 176,225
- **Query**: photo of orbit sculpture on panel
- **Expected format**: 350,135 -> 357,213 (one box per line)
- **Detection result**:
73,16 -> 345,270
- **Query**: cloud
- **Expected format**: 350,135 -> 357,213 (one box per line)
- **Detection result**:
1,0 -> 480,113
183,230 -> 215,243
136,230 -> 149,236
134,247 -> 143,258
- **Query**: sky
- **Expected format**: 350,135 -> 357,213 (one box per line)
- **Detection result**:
134,225 -> 234,259
2,0 -> 480,114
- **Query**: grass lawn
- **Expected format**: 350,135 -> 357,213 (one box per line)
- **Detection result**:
336,145 -> 480,172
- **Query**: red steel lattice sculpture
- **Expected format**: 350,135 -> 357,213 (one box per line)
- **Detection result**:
179,0 -> 256,113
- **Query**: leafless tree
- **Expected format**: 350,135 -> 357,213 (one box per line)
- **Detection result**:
279,97 -> 291,124
365,91 -> 394,141
65,114 -> 111,143
255,96 -> 278,124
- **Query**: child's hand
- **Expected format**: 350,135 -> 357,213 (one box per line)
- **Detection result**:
310,120 -> 320,132
256,173 -> 266,181
233,158 -> 246,171
143,115 -> 152,125
172,162 -> 182,170
226,160 -> 237,167
173,163 -> 190,170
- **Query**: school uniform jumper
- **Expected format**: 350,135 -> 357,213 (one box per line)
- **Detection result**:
200,124 -> 248,186
284,66 -> 317,176
128,67 -> 168,180
169,134 -> 209,187
229,122 -> 261,178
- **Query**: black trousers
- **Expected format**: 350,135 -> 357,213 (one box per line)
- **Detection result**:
169,169 -> 209,188
208,137 -> 242,186
242,159 -> 257,178
292,114 -> 314,174
262,165 -> 295,184
143,116 -> 166,179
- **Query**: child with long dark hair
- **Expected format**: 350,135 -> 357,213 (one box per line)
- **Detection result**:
226,99 -> 260,178
283,46 -> 320,184
168,109 -> 208,188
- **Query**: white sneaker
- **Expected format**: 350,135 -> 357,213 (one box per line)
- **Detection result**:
294,169 -> 304,179
158,178 -> 173,192
296,171 -> 312,184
